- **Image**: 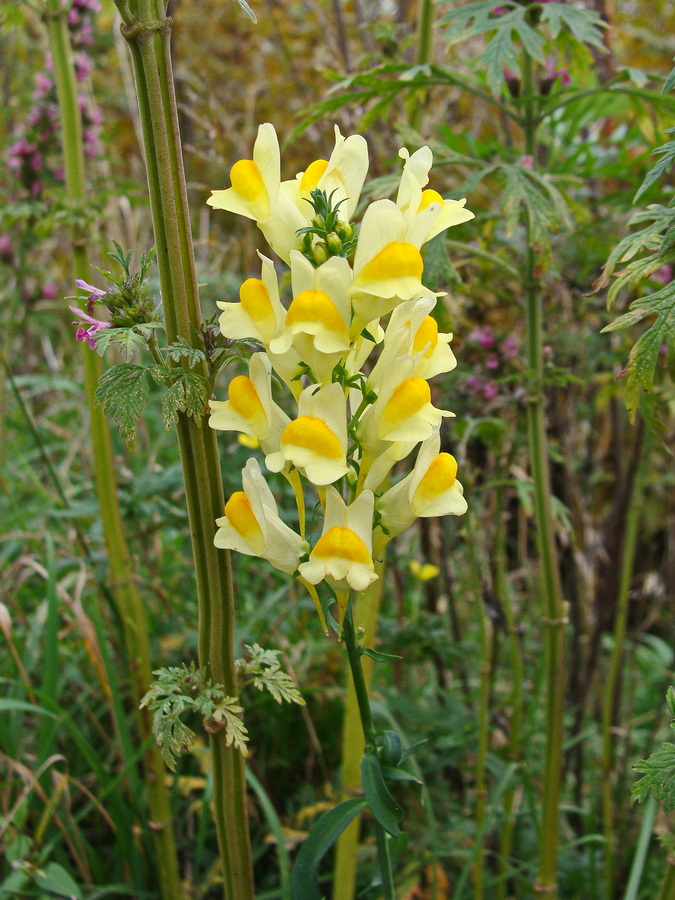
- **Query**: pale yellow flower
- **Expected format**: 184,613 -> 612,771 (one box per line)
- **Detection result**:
208,352 -> 290,454
268,252 -> 353,386
284,125 -> 369,222
397,147 -> 474,243
217,253 -> 285,346
214,458 -> 308,575
265,382 -> 350,486
367,298 -> 457,390
299,487 -> 377,593
207,123 -> 306,263
358,358 -> 452,446
375,435 -> 467,547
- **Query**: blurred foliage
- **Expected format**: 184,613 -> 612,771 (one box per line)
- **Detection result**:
1,0 -> 675,898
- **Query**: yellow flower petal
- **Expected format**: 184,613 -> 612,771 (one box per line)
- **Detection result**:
413,316 -> 439,358
380,378 -> 430,434
414,453 -> 458,506
225,491 -> 264,549
359,241 -> 423,284
231,159 -> 268,204
282,416 -> 343,459
239,277 -> 274,325
228,375 -> 267,432
286,289 -> 349,337
418,189 -> 443,212
313,526 -> 371,564
300,159 -> 329,193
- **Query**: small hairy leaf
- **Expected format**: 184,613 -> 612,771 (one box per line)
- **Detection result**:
94,364 -> 149,448
141,663 -> 248,769
634,135 -> 675,202
632,742 -> 675,813
236,644 -> 306,706
440,2 -> 546,93
539,3 -> 607,50
160,370 -> 209,431
165,336 -> 207,368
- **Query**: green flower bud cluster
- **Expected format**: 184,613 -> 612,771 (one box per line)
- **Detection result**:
298,188 -> 358,267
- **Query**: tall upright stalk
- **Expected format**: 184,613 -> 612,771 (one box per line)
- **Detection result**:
521,50 -> 566,900
333,566 -> 385,900
341,601 -> 396,900
495,486 -> 524,900
44,4 -> 182,898
601,423 -> 648,897
465,511 -> 492,900
112,2 -> 254,896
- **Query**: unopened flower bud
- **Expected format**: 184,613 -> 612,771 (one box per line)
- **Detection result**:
313,242 -> 328,265
312,214 -> 326,230
326,232 -> 342,254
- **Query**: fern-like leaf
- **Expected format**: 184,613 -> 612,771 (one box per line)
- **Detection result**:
602,281 -> 675,421
236,643 -> 306,707
93,364 -> 149,448
160,370 -> 209,430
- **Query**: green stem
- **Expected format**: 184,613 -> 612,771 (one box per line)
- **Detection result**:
601,424 -> 648,898
333,566 -> 385,900
657,861 -> 675,900
45,5 -> 183,898
494,485 -> 524,900
117,8 -> 254,897
465,511 -> 492,900
342,602 -> 396,900
521,49 -> 566,900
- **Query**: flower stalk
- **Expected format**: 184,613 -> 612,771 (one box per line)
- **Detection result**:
113,3 -> 254,896
44,3 -> 183,898
341,601 -> 396,900
521,47 -> 566,900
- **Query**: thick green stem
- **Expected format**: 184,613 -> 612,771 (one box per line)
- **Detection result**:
333,567 -> 385,900
658,861 -> 675,900
342,602 -> 396,900
601,424 -> 648,897
521,50 -> 566,900
465,511 -> 492,900
409,0 -> 435,130
117,8 -> 253,897
45,5 -> 183,898
495,486 -> 524,900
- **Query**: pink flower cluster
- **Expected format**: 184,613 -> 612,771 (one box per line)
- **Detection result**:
6,0 -> 102,199
463,325 -> 520,401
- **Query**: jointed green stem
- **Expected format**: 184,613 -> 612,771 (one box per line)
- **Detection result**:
521,49 -> 566,900
116,7 -> 254,897
341,602 -> 396,900
45,4 -> 183,898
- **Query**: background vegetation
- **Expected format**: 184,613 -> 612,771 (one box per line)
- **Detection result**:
1,0 -> 674,897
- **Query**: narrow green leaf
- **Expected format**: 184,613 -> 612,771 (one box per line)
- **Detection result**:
362,647 -> 403,663
0,699 -> 57,718
34,862 -> 83,899
662,65 -> 675,96
361,752 -> 403,838
380,763 -> 422,784
290,798 -> 367,900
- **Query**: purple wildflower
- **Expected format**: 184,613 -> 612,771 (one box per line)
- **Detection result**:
69,305 -> 111,349
501,333 -> 520,360
653,265 -> 672,284
482,381 -> 499,400
467,325 -> 495,350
